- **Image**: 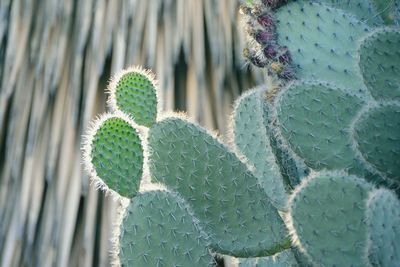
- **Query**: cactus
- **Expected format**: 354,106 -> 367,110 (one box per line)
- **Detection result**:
82,1 -> 400,266
118,190 -> 214,266
108,66 -> 158,127
232,88 -> 288,210
236,250 -> 299,267
353,102 -> 400,183
366,188 -> 400,267
359,28 -> 400,100
148,116 -> 290,257
83,112 -> 145,198
286,172 -> 373,266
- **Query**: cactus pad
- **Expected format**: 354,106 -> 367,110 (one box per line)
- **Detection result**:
359,28 -> 400,100
276,81 -> 366,171
366,189 -> 400,267
148,117 -> 290,257
118,190 -> 213,266
263,99 -> 309,187
84,114 -> 143,198
371,0 -> 400,25
323,0 -> 384,26
287,172 -> 373,266
275,1 -> 369,91
233,88 -> 288,210
108,67 -> 158,127
353,102 -> 400,182
238,250 -> 299,267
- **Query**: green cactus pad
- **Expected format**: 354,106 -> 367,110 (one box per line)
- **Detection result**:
148,117 -> 290,257
371,0 -> 400,25
359,28 -> 400,100
263,98 -> 309,187
276,81 -> 366,172
323,0 -> 384,26
353,102 -> 400,182
287,172 -> 373,266
110,68 -> 158,127
87,115 -> 143,198
275,1 -> 369,92
233,88 -> 288,210
119,190 -> 213,266
238,250 -> 299,267
366,189 -> 400,267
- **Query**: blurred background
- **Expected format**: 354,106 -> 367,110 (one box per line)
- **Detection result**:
0,0 -> 263,266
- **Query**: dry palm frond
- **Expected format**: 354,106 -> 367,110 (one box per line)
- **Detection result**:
0,0 -> 263,266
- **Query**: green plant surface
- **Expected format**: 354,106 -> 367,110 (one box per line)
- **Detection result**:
322,0 -> 384,26
275,1 -> 370,91
148,116 -> 290,257
366,188 -> 400,267
238,249 -> 299,267
263,96 -> 309,187
233,88 -> 288,210
118,190 -> 214,266
84,114 -> 144,198
275,81 -> 366,172
287,172 -> 374,266
108,67 -> 158,127
353,102 -> 400,183
359,27 -> 400,100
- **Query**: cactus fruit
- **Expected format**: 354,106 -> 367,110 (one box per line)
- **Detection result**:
148,116 -> 290,257
286,172 -> 374,266
353,102 -> 400,182
232,88 -> 288,210
83,112 -> 144,198
118,190 -> 214,266
108,66 -> 158,127
359,28 -> 400,100
366,188 -> 400,267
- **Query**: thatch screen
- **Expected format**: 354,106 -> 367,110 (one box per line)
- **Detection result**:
0,0 -> 262,266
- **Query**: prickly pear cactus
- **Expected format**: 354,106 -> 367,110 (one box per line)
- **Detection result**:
83,67 -> 216,265
119,190 -> 213,266
81,1 -> 400,265
148,116 -> 290,257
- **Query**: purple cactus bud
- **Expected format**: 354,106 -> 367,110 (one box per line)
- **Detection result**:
278,47 -> 292,64
262,0 -> 288,9
255,30 -> 275,44
257,13 -> 275,30
263,45 -> 278,59
278,67 -> 295,80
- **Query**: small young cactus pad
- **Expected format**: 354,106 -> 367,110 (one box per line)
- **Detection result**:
287,172 -> 374,266
118,190 -> 214,266
83,113 -> 144,198
148,116 -> 290,257
366,189 -> 400,267
108,67 -> 158,127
